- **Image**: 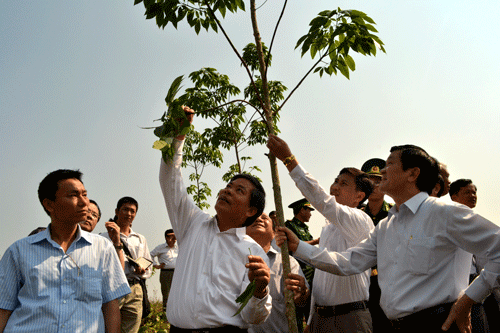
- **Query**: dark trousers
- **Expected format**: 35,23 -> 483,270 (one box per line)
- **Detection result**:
389,303 -> 460,333
368,274 -> 392,332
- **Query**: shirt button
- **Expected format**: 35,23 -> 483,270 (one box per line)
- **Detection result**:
63,300 -> 67,304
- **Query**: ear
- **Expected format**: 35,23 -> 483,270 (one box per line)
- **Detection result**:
407,167 -> 421,184
43,198 -> 55,216
355,190 -> 365,206
246,206 -> 258,219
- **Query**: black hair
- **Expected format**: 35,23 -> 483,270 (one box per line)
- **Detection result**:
449,179 -> 474,197
28,226 -> 47,236
116,196 -> 138,211
89,199 -> 101,222
338,167 -> 374,207
434,174 -> 445,197
390,145 -> 438,194
229,173 -> 266,227
38,169 -> 84,216
165,229 -> 174,237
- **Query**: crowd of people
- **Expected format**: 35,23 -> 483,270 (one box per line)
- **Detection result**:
1,106 -> 499,333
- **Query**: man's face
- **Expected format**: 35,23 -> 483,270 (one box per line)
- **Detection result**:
367,175 -> 384,201
45,178 -> 89,225
215,178 -> 257,226
80,202 -> 100,232
379,150 -> 411,198
296,206 -> 312,222
165,233 -> 176,247
452,184 -> 477,209
330,173 -> 363,208
115,203 -> 137,227
246,213 -> 275,248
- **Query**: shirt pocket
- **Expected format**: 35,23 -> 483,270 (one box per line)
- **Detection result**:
406,236 -> 434,275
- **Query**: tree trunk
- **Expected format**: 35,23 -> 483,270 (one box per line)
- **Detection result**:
250,1 -> 298,333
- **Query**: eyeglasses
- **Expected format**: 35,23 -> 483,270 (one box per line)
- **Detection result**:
88,210 -> 99,220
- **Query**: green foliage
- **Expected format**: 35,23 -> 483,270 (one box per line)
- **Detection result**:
296,8 -> 386,79
233,279 -> 256,317
151,76 -> 193,162
134,0 -> 245,34
241,42 -> 271,72
139,300 -> 170,332
222,158 -> 262,183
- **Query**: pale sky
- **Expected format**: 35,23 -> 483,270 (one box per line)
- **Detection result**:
1,1 -> 499,299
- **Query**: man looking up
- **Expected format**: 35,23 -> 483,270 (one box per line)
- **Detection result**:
150,229 -> 178,316
275,144 -> 500,333
268,135 -> 375,333
246,213 -> 309,333
159,106 -> 271,332
0,169 -> 130,333
449,179 -> 477,209
101,196 -> 152,333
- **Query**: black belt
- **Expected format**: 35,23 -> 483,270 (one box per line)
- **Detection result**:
315,300 -> 368,317
390,302 -> 454,331
161,268 -> 175,272
127,278 -> 140,286
170,325 -> 247,333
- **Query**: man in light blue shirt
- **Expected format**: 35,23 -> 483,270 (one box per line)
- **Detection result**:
0,169 -> 130,333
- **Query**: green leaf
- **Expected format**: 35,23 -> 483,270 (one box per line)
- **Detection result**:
152,140 -> 168,150
165,75 -> 184,106
344,54 -> 355,71
233,279 -> 256,317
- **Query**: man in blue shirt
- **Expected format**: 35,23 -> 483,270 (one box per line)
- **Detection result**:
0,169 -> 130,333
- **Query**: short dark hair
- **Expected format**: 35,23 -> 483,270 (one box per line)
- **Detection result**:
449,179 -> 474,197
338,167 -> 374,207
434,174 -> 445,197
165,229 -> 174,237
390,145 -> 438,194
89,199 -> 101,222
28,226 -> 47,236
116,196 -> 138,211
229,174 -> 266,227
38,169 -> 84,216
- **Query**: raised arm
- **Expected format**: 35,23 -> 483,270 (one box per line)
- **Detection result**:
267,135 -> 373,244
159,107 -> 208,241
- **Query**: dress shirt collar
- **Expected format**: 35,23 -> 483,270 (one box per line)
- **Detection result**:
121,228 -> 141,239
213,215 -> 246,239
388,192 -> 428,218
28,224 -> 91,247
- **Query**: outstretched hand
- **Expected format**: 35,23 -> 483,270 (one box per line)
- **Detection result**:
267,134 -> 293,161
275,227 -> 300,253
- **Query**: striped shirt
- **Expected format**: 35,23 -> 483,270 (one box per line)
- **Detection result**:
0,225 -> 130,332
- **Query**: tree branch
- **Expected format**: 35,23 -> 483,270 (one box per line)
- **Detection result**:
203,1 -> 266,114
265,0 -> 287,76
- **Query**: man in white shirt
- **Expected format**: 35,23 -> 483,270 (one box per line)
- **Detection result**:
101,196 -> 152,333
150,229 -> 178,316
275,144 -> 500,333
159,107 -> 272,333
247,213 -> 309,333
267,135 -> 375,333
